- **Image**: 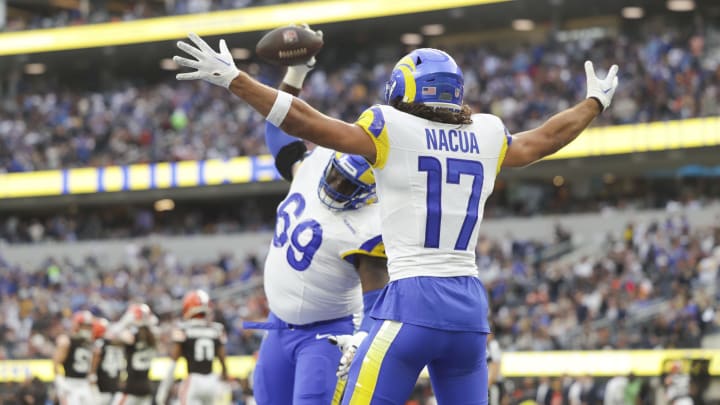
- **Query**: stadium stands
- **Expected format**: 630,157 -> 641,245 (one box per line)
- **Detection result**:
1,214 -> 717,361
2,0 -> 720,403
2,0 -> 299,32
2,17 -> 719,172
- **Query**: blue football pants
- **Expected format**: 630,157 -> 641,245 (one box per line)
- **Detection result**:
341,320 -> 488,405
252,315 -> 354,405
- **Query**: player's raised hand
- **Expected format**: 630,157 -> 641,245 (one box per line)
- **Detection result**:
174,33 -> 240,88
584,61 -> 619,111
282,23 -> 323,89
328,332 -> 367,377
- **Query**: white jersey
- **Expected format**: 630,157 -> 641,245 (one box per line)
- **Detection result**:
356,105 -> 509,281
264,146 -> 384,325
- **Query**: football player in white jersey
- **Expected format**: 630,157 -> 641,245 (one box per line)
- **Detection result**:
183,27 -> 386,405
174,34 -> 618,404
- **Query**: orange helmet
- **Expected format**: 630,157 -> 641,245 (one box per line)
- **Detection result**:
92,317 -> 109,339
72,310 -> 94,338
126,303 -> 153,325
182,290 -> 211,319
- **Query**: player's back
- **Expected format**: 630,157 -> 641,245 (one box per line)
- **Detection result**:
122,328 -> 155,396
176,320 -> 225,374
62,336 -> 93,378
96,338 -> 123,393
264,146 -> 381,325
360,105 -> 508,281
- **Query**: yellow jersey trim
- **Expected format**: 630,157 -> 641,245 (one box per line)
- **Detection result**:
355,107 -> 390,169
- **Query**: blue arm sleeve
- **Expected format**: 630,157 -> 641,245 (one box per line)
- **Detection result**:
265,122 -> 307,181
360,289 -> 383,333
265,122 -> 301,158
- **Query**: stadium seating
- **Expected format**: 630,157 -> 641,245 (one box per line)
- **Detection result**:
2,17 -> 719,173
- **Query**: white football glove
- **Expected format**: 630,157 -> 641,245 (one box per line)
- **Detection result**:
584,61 -> 619,111
329,331 -> 367,378
283,24 -> 323,89
174,33 -> 240,89
283,57 -> 316,89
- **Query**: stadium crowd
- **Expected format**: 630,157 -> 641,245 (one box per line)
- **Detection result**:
2,18 -> 720,172
479,215 -> 720,352
2,177 -> 718,244
0,215 -> 717,404
1,214 -> 717,363
2,0 -> 308,32
0,245 -> 267,361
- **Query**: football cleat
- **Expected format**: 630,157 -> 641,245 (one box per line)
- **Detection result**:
385,48 -> 464,111
318,152 -> 376,211
182,289 -> 211,319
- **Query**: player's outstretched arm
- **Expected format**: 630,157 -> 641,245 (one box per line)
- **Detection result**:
502,61 -> 619,167
264,57 -> 319,181
174,33 -> 377,164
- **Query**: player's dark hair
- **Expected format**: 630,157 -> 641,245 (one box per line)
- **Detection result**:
137,325 -> 156,348
390,99 -> 473,125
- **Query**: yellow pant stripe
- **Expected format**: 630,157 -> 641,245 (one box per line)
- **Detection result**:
331,376 -> 348,405
349,320 -> 403,405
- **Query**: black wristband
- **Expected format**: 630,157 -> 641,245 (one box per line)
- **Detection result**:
588,97 -> 605,113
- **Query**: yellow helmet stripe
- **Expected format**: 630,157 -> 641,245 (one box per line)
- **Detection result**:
394,55 -> 416,71
398,65 -> 416,103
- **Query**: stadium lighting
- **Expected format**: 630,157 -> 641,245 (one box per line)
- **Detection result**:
154,199 -> 175,212
666,0 -> 695,11
421,24 -> 445,36
512,19 -> 535,31
231,48 -> 251,60
24,63 -> 46,75
621,7 -> 644,19
160,58 -> 179,71
401,33 -> 423,46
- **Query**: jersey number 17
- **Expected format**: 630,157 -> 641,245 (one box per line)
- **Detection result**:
418,156 -> 484,251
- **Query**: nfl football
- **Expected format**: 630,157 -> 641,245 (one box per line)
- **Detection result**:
256,25 -> 323,66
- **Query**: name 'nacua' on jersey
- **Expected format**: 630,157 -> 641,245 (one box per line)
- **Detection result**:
425,128 -> 480,154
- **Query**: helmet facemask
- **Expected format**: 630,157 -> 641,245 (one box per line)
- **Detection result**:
318,154 -> 376,211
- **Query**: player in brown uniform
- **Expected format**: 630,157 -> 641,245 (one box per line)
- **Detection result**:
156,290 -> 228,405
111,303 -> 158,405
53,310 -> 95,404
89,317 -> 124,405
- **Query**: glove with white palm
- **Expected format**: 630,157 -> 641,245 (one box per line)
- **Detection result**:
584,61 -> 619,111
283,24 -> 323,89
328,331 -> 367,378
174,33 -> 240,89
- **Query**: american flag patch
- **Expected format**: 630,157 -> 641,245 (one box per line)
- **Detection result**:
422,86 -> 436,96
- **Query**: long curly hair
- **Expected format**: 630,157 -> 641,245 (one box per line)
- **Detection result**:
390,99 -> 473,125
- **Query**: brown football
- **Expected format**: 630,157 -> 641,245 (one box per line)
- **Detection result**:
255,25 -> 323,66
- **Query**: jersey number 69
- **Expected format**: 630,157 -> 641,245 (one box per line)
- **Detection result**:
273,193 -> 323,271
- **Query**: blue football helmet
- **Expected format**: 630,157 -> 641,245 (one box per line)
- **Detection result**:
318,152 -> 377,211
385,48 -> 464,111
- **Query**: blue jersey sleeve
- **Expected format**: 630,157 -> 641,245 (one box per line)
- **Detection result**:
265,122 -> 307,181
